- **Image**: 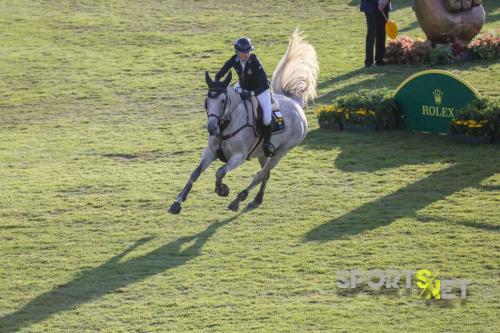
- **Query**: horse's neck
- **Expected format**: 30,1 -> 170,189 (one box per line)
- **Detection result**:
224,94 -> 250,132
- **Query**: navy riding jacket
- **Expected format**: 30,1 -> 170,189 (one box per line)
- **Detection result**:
215,53 -> 270,96
360,0 -> 391,13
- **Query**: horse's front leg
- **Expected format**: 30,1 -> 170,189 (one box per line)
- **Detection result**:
215,154 -> 246,197
228,150 -> 286,212
247,157 -> 271,209
168,148 -> 216,214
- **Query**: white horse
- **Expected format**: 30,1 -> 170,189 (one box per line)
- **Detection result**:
169,29 -> 318,214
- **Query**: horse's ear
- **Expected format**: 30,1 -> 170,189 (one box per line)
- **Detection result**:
222,72 -> 232,87
205,70 -> 214,87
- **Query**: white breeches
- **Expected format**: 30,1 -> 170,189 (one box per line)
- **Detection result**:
256,89 -> 272,126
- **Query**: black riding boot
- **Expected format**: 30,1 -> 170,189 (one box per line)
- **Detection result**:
262,123 -> 276,157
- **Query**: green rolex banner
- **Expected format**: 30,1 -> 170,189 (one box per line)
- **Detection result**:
394,70 -> 480,134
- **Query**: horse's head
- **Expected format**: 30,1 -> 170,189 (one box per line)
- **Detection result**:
204,70 -> 232,136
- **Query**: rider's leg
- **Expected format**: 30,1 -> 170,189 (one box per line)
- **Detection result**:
257,89 -> 272,126
256,89 -> 275,156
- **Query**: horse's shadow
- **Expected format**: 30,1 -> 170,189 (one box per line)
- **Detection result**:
302,129 -> 499,242
0,213 -> 243,332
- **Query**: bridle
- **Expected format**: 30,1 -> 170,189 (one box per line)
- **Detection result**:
204,85 -> 260,162
205,87 -> 232,127
205,87 -> 254,141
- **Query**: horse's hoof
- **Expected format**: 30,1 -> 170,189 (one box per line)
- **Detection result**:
228,200 -> 240,212
238,190 -> 248,202
215,183 -> 230,197
247,201 -> 260,210
168,202 -> 182,214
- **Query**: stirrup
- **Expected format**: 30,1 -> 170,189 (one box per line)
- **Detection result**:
263,142 -> 276,157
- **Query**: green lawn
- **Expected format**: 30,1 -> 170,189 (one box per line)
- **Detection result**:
0,1 -> 499,332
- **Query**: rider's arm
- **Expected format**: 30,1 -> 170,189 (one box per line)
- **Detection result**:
252,55 -> 270,92
215,56 -> 235,81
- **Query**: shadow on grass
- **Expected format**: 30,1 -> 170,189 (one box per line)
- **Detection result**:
0,213 -> 245,332
486,13 -> 500,23
399,20 -> 420,33
302,129 -> 499,241
317,58 -> 499,104
316,66 -> 410,104
484,3 -> 500,22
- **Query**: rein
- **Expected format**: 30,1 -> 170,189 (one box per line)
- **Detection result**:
206,88 -> 253,141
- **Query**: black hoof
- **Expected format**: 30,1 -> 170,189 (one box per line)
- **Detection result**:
238,190 -> 248,202
215,183 -> 230,197
228,200 -> 240,212
247,201 -> 261,210
168,202 -> 182,214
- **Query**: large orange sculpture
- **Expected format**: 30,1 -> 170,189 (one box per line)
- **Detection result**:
415,0 -> 485,43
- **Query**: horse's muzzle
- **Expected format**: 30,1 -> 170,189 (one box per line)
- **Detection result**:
207,120 -> 218,136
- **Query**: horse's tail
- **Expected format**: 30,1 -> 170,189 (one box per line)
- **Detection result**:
271,28 -> 319,107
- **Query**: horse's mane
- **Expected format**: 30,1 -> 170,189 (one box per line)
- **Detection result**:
271,28 -> 319,107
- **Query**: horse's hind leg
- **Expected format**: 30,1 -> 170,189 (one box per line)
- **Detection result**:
228,150 -> 287,212
247,157 -> 270,209
215,154 -> 246,197
168,148 -> 216,214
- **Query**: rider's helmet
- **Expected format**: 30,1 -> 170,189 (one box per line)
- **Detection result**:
234,37 -> 255,53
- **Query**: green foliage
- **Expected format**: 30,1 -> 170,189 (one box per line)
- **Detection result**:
386,32 -> 500,65
316,89 -> 400,129
315,104 -> 344,124
385,36 -> 432,65
429,46 -> 455,66
469,32 -> 500,60
450,97 -> 500,137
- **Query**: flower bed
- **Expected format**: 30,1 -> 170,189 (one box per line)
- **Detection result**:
316,89 -> 401,132
449,97 -> 500,144
385,32 -> 500,66
317,92 -> 500,145
384,36 -> 432,65
316,105 -> 344,130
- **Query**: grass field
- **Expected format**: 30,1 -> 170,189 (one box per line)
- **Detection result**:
1,0 -> 499,332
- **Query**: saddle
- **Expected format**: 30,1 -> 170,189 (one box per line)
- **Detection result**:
248,94 -> 286,136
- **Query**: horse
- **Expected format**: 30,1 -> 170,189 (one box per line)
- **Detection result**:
168,29 -> 318,214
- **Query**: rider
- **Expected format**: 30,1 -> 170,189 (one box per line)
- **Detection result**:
215,37 -> 275,157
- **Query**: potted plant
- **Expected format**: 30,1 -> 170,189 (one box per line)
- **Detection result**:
343,108 -> 382,132
449,97 -> 500,144
316,105 -> 344,131
336,88 -> 400,132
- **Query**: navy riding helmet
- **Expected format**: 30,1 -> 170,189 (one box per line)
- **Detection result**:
234,37 -> 255,53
